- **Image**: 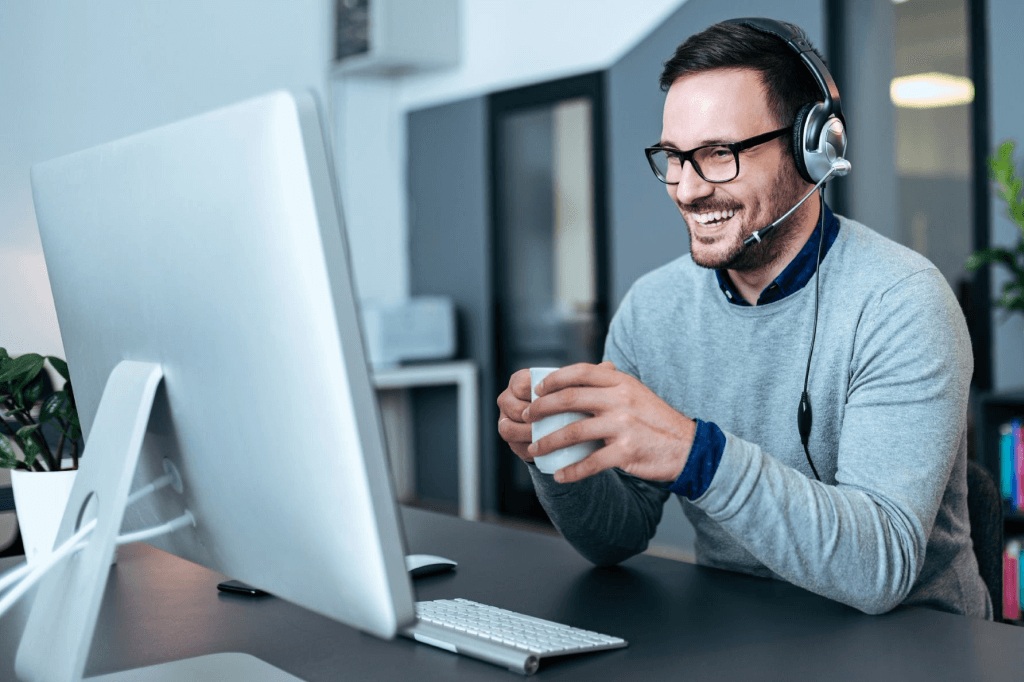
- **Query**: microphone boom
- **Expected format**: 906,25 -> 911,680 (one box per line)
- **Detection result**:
742,159 -> 849,247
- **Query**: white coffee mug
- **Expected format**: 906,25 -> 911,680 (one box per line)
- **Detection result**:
529,367 -> 600,475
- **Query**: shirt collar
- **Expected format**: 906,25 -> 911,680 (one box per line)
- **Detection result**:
716,202 -> 840,306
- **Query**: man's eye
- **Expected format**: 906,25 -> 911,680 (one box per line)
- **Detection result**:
709,147 -> 732,159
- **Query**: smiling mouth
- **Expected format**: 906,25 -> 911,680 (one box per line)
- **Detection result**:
690,209 -> 737,227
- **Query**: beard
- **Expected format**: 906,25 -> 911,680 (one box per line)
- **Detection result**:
683,163 -> 808,273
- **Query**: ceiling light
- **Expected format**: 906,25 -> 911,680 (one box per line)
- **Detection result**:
890,72 -> 974,108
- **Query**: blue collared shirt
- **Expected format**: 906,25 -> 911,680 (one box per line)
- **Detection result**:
666,203 -> 840,500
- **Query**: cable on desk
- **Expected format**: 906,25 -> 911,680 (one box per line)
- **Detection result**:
0,518 -> 97,620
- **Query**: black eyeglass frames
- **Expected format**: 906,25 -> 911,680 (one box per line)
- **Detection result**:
644,126 -> 790,184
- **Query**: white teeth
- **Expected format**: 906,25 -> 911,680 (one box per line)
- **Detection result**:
693,209 -> 737,224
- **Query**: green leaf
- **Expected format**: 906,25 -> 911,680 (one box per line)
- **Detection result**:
46,357 -> 70,382
0,354 -> 45,392
1011,177 -> 1023,203
8,387 -> 25,412
0,435 -> 17,468
40,391 -> 71,423
17,424 -> 41,468
997,290 -> 1024,310
966,248 -> 1015,271
68,411 -> 82,441
22,377 -> 45,406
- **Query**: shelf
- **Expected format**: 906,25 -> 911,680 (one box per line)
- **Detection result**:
1003,507 -> 1024,525
974,391 -> 1024,492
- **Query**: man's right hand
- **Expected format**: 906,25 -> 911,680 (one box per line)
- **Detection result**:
496,368 -> 534,463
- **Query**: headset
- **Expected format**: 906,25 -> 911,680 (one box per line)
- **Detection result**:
725,17 -> 848,186
723,17 -> 852,481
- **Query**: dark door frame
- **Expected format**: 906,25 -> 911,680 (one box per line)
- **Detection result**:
488,71 -> 611,520
968,0 -> 992,391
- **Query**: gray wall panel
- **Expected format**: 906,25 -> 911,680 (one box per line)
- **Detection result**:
836,0 -> 899,243
407,97 -> 497,511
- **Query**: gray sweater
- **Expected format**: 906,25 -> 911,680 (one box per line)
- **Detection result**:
529,216 -> 990,618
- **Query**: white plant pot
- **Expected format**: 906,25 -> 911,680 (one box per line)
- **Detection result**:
10,468 -> 78,566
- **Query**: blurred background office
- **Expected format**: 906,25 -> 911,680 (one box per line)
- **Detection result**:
1,0 -> 1022,559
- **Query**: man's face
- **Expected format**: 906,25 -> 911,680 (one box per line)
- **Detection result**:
660,68 -> 807,271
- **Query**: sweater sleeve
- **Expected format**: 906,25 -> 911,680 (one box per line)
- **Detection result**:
528,465 -> 671,566
692,268 -> 973,614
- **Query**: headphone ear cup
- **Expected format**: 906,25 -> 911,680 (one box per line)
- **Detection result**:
791,102 -> 817,184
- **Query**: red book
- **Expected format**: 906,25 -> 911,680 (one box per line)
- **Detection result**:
1005,542 -> 1021,621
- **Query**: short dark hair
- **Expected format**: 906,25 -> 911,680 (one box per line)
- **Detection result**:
659,21 -> 825,128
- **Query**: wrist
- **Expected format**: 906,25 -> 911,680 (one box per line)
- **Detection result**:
666,419 -> 726,500
668,416 -> 697,482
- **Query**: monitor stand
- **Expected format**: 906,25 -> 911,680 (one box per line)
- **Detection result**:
12,361 -> 312,682
16,361 -> 165,682
87,653 -> 304,682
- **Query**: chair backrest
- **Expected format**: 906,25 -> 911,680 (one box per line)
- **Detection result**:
966,459 -> 1003,621
0,484 -> 24,558
0,485 -> 13,514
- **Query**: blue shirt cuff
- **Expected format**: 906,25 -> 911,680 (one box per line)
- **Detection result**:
666,419 -> 726,500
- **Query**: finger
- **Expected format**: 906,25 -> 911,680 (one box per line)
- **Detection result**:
511,368 -> 533,401
524,386 -> 615,423
527,415 -> 605,458
534,362 -> 619,396
507,441 -> 532,462
553,443 -> 619,484
496,388 -> 531,422
497,415 -> 532,445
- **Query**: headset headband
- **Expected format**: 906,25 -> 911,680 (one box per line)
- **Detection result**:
724,18 -> 845,146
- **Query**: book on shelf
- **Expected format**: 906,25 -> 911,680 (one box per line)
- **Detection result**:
999,419 -> 1024,511
1004,539 -> 1021,620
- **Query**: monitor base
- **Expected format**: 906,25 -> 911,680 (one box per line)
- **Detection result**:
88,653 -> 305,682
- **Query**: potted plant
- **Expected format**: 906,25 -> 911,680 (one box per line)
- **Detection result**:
0,348 -> 84,562
966,140 -> 1024,320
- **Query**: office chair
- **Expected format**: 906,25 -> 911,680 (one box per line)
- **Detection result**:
0,483 -> 23,558
966,459 -> 1003,622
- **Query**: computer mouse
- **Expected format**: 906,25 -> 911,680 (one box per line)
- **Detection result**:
405,553 -> 458,578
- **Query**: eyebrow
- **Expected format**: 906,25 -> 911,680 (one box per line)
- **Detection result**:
654,138 -> 731,149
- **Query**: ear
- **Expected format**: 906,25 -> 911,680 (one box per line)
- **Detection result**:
790,102 -> 817,184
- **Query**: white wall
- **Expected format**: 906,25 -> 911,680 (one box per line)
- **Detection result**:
333,0 -> 687,305
397,0 -> 687,112
0,0 -> 334,358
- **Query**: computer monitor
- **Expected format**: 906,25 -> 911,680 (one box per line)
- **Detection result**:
21,91 -> 415,680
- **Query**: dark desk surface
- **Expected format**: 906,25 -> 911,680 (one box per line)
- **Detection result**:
2,506 -> 1024,681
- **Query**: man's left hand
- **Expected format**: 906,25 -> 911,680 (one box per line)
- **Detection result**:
524,362 -> 697,484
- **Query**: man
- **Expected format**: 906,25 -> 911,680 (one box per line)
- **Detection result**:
496,19 -> 989,618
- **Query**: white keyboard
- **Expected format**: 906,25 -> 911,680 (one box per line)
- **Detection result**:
401,598 -> 627,675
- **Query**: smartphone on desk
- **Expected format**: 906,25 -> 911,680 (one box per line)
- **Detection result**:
217,579 -> 270,597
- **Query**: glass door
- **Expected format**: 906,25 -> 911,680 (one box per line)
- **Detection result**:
490,73 -> 609,521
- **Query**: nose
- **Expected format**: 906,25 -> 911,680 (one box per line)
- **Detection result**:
671,159 -> 715,206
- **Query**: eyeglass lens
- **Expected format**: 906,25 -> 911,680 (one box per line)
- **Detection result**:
650,147 -> 738,183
